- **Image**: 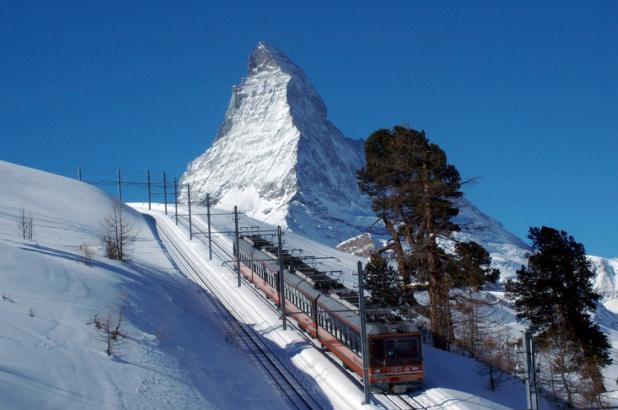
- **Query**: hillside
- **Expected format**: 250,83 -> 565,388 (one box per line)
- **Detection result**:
0,160 -> 289,409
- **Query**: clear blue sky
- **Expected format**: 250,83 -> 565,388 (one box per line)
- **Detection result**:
1,1 -> 616,256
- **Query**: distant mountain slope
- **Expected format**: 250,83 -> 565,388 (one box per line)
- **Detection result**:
590,256 -> 618,296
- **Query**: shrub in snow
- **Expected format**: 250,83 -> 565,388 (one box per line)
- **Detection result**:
100,203 -> 137,262
16,208 -> 33,241
89,309 -> 126,356
79,243 -> 93,266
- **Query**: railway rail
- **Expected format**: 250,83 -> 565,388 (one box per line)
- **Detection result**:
154,216 -> 324,410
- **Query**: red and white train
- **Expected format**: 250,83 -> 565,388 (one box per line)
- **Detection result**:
236,233 -> 423,393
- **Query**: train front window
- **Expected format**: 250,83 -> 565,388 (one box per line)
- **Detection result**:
384,337 -> 419,366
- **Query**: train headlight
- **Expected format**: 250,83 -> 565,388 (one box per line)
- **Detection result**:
374,369 -> 381,374
412,367 -> 419,371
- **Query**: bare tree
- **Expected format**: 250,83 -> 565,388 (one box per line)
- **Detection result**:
79,243 -> 93,266
88,309 -> 125,356
16,208 -> 33,241
473,319 -> 518,391
578,360 -> 608,408
477,333 -> 502,391
100,203 -> 137,262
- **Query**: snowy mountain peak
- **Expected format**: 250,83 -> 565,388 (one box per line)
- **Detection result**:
180,43 -> 369,244
248,42 -> 298,74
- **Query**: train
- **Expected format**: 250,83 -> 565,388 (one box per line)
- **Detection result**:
235,232 -> 423,393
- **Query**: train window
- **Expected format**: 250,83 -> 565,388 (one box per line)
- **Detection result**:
369,339 -> 385,367
384,337 -> 419,366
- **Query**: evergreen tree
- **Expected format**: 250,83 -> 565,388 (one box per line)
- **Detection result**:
448,241 -> 500,357
358,126 -> 462,349
450,241 -> 500,291
365,253 -> 402,308
505,226 -> 611,403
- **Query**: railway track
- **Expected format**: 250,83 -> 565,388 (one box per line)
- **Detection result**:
154,216 -> 324,410
375,394 -> 430,409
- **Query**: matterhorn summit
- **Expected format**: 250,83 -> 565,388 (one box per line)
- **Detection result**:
180,42 -> 373,244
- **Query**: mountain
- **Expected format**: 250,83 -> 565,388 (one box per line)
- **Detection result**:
590,256 -> 618,296
180,42 -> 618,282
180,42 -> 373,244
179,42 -> 529,274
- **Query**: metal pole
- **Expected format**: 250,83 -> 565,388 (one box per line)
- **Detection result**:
277,226 -> 287,330
77,167 -> 82,181
529,332 -> 539,410
357,261 -> 371,405
117,169 -> 122,203
206,193 -> 212,260
187,185 -> 192,240
163,172 -> 168,215
524,330 -> 533,410
250,250 -> 254,283
147,170 -> 151,210
173,178 -> 178,225
234,206 -> 241,288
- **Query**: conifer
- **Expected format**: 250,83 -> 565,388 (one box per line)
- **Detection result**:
506,226 -> 611,404
358,126 -> 462,349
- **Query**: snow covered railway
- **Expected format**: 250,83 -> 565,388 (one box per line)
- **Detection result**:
236,233 -> 424,393
155,221 -> 324,410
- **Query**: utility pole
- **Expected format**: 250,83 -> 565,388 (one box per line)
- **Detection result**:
357,261 -> 371,405
147,170 -> 151,210
77,167 -> 82,181
173,178 -> 178,225
250,250 -> 254,283
187,185 -> 192,240
234,206 -> 241,288
277,226 -> 287,330
206,193 -> 212,260
163,172 -> 168,215
117,169 -> 122,203
524,330 -> 540,410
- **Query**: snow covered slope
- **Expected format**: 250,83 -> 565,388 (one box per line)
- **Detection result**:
590,256 -> 618,296
0,160 -> 289,409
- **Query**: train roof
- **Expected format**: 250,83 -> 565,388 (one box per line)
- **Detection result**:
240,235 -> 419,336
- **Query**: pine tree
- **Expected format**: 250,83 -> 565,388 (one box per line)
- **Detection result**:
505,226 -> 611,404
365,253 -> 402,308
449,241 -> 500,357
358,126 -> 462,349
449,241 -> 499,291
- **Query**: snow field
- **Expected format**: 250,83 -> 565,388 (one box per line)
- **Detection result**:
0,160 -> 295,409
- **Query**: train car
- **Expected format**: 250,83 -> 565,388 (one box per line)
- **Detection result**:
235,233 -> 423,393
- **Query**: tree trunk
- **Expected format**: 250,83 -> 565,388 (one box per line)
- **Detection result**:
422,161 -> 451,350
